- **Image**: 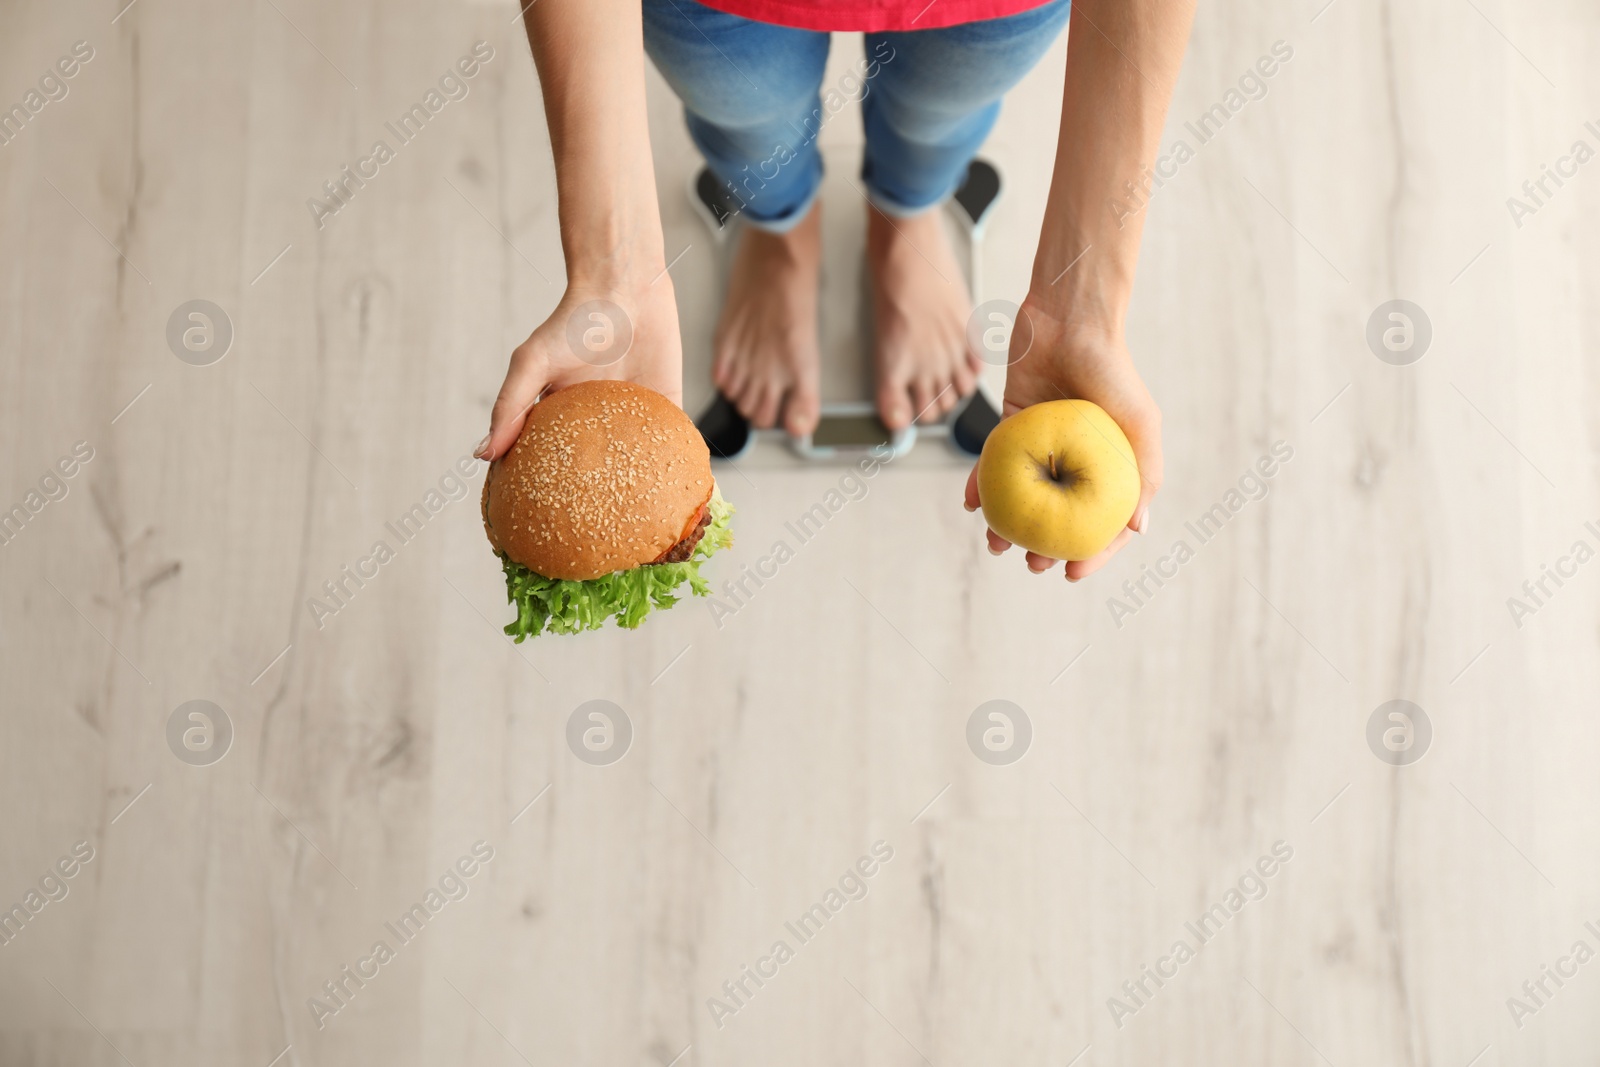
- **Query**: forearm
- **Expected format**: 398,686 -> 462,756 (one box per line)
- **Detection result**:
524,0 -> 666,289
1030,0 -> 1196,327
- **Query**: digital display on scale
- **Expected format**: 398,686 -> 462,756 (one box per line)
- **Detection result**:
811,414 -> 893,448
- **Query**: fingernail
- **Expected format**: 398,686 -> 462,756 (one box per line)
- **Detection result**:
963,501 -> 977,513
473,433 -> 491,459
1133,507 -> 1149,533
1066,575 -> 1080,583
987,544 -> 1004,556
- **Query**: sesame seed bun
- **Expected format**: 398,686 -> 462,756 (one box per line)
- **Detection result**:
482,380 -> 713,581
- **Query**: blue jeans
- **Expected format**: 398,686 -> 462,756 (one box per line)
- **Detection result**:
642,0 -> 1071,231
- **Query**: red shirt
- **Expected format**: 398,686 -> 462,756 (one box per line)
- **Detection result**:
697,0 -> 1053,33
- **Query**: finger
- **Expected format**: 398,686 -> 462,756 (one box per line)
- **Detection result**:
1064,527 -> 1135,582
1121,411 -> 1164,534
963,464 -> 981,512
485,344 -> 548,459
1129,467 -> 1160,533
1024,551 -> 1058,573
985,528 -> 1011,556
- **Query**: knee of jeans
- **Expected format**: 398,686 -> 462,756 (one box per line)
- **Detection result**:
868,92 -> 995,149
684,88 -> 821,137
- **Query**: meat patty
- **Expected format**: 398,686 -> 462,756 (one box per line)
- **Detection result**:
650,504 -> 711,565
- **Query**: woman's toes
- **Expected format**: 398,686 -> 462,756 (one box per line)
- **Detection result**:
907,378 -> 935,423
952,361 -> 976,398
924,377 -> 959,422
749,383 -> 782,428
740,383 -> 766,427
784,385 -> 820,437
731,379 -> 761,422
877,377 -> 911,431
718,356 -> 747,402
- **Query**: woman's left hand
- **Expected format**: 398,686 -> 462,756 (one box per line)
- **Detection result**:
963,295 -> 1163,581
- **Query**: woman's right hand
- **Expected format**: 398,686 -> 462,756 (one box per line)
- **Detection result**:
500,0 -> 676,459
479,277 -> 684,461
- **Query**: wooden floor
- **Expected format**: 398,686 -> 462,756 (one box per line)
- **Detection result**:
3,0 -> 1599,1064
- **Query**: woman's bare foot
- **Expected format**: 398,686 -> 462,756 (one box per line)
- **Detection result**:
711,204 -> 823,436
868,205 -> 982,431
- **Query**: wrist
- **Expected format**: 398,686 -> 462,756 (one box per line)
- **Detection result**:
566,256 -> 669,298
1027,236 -> 1134,327
559,190 -> 667,295
564,235 -> 668,297
561,264 -> 678,336
1022,277 -> 1129,338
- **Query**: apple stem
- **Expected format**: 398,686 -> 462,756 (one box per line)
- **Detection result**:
1048,451 -> 1058,480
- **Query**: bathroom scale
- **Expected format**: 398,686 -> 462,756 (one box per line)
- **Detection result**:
689,156 -> 1005,464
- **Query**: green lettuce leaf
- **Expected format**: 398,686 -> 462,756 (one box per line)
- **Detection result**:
499,494 -> 734,641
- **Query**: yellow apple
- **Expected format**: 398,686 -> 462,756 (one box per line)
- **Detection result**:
977,399 -> 1141,561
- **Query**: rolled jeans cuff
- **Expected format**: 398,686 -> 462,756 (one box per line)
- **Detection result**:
738,179 -> 824,234
861,178 -> 960,220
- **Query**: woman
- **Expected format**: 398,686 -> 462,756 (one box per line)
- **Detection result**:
480,0 -> 1193,580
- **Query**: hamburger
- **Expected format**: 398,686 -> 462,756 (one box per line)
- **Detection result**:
482,379 -> 733,639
